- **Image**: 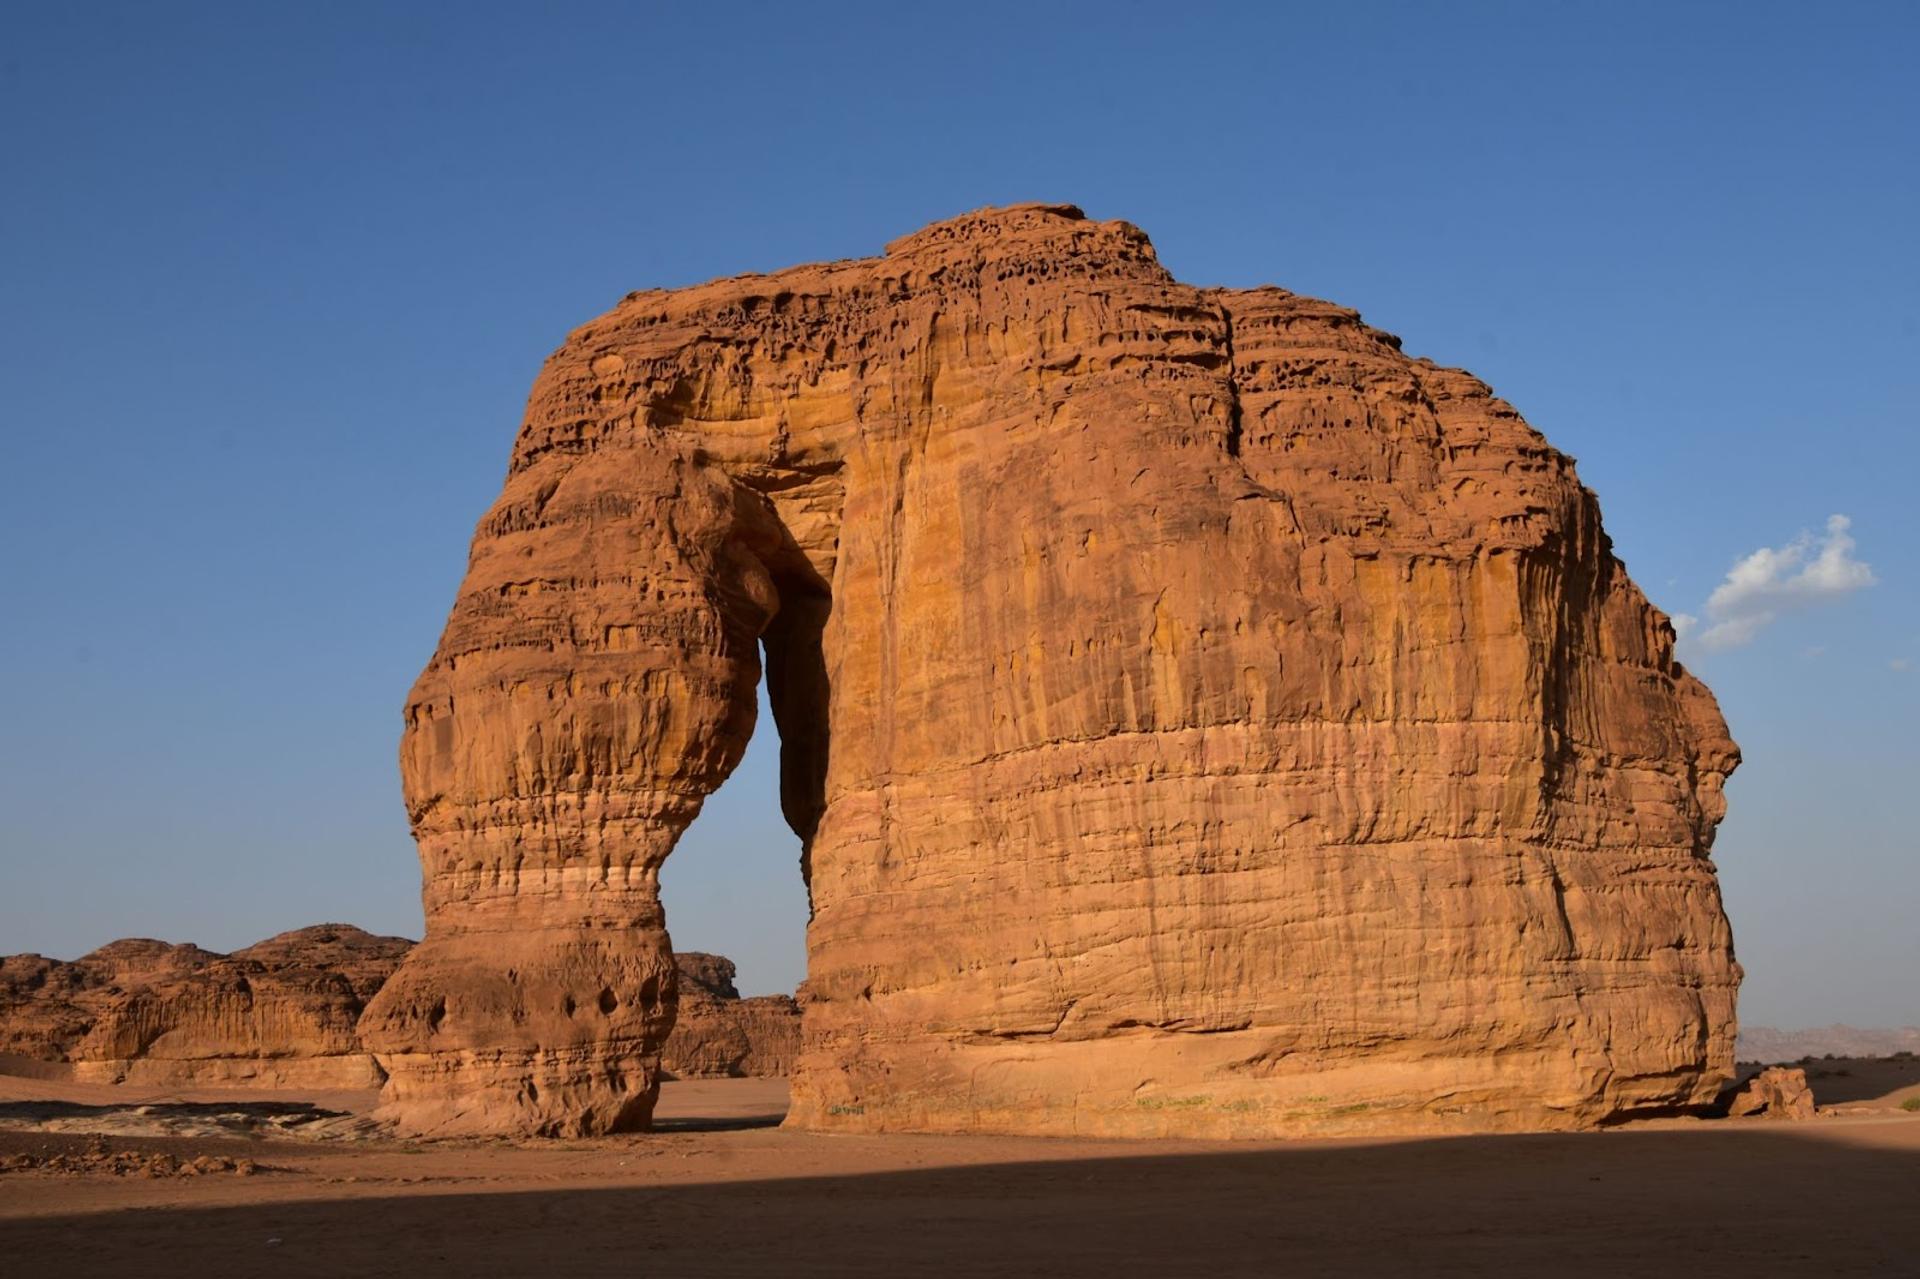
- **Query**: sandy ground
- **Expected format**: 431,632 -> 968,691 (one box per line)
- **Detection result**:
2,1068 -> 1917,1277
1781,1053 -> 1920,1109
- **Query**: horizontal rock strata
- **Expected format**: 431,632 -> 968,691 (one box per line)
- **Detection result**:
367,203 -> 1740,1138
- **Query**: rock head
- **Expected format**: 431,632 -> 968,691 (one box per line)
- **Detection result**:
360,204 -> 1740,1137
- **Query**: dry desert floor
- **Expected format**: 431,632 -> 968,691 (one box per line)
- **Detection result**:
2,1063 -> 1917,1277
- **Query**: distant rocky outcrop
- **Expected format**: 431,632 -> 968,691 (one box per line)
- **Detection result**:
1737,1025 -> 1920,1064
0,931 -> 794,1090
659,953 -> 799,1078
0,943 -> 210,1066
0,926 -> 410,1087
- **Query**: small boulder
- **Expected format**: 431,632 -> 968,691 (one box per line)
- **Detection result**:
1727,1066 -> 1816,1120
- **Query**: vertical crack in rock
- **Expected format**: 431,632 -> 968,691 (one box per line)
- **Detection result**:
1219,300 -> 1244,461
361,204 -> 1741,1138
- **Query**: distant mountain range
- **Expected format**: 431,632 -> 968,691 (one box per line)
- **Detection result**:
1737,1025 -> 1920,1062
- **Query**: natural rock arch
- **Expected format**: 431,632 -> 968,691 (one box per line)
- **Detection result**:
358,204 -> 1740,1138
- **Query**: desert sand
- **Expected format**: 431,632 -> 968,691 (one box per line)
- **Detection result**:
3,1070 -> 1916,1278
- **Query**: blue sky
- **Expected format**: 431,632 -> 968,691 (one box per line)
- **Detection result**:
1,3 -> 1913,1023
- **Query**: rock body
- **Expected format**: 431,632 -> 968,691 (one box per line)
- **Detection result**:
659,953 -> 800,1079
365,203 -> 1740,1138
0,927 -> 411,1087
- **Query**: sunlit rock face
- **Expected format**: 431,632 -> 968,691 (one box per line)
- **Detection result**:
361,204 -> 1740,1138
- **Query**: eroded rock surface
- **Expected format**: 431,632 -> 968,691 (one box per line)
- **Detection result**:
659,953 -> 799,1079
365,203 -> 1740,1138
0,927 -> 411,1088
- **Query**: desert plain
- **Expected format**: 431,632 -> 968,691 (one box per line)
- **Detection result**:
2,1062 -> 1917,1277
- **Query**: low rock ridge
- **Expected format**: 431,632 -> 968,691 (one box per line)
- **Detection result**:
1737,1025 -> 1920,1063
0,931 -> 794,1088
0,925 -> 409,1088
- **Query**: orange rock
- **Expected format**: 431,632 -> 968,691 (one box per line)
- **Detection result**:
363,204 -> 1740,1138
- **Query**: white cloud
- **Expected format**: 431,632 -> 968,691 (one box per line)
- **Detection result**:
1893,658 -> 1912,673
1677,515 -> 1876,653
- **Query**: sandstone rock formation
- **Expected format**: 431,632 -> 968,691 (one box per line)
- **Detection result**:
659,953 -> 799,1079
0,927 -> 410,1087
365,203 -> 1740,1138
1726,1067 -> 1816,1120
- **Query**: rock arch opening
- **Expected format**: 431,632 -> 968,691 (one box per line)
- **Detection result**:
655,682 -> 812,964
654,671 -> 811,1081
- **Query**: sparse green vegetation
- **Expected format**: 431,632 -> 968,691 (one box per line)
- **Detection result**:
1900,1097 -> 1920,1113
1135,1094 -> 1211,1110
827,1103 -> 866,1116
